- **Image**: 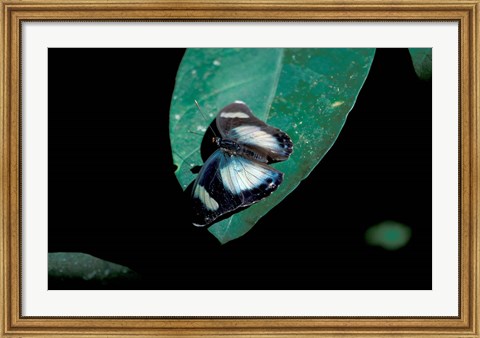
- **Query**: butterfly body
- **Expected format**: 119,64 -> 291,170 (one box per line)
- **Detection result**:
216,137 -> 264,162
192,101 -> 293,227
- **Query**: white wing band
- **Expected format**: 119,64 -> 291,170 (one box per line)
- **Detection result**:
194,185 -> 219,211
221,159 -> 269,195
220,112 -> 250,118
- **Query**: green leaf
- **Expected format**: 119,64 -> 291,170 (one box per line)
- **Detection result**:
170,48 -> 375,244
409,48 -> 432,80
49,252 -> 141,287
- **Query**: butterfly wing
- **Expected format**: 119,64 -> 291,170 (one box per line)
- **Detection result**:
192,149 -> 284,227
216,101 -> 293,162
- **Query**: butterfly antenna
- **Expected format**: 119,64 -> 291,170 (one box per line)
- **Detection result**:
188,130 -> 204,136
194,100 -> 218,138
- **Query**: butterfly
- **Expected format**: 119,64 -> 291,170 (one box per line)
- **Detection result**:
191,101 -> 293,227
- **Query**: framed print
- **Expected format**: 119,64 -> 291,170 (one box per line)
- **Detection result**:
1,0 -> 479,337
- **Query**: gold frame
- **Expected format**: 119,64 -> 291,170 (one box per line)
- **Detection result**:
1,1 -> 478,337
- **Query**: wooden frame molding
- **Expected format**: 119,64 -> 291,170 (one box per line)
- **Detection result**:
1,1 -> 478,337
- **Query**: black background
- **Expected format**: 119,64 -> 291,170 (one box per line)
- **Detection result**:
48,48 -> 432,290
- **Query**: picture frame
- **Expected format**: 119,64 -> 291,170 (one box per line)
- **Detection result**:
1,0 -> 478,337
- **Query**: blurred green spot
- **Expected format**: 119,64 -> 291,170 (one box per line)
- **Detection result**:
365,221 -> 412,250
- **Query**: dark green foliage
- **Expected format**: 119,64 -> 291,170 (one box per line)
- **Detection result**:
409,48 -> 432,80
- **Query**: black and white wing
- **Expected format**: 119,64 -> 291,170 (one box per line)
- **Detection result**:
191,150 -> 283,227
216,101 -> 293,162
